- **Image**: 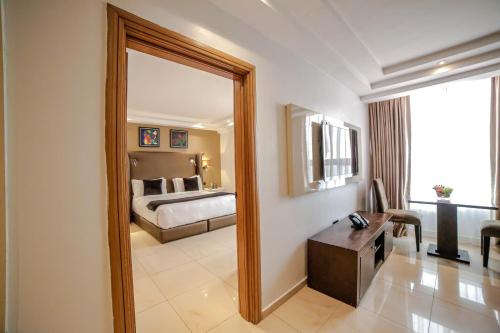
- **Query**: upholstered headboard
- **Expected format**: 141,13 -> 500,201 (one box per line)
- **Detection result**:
128,151 -> 202,193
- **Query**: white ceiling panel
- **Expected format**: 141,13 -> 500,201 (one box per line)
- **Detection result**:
127,49 -> 233,128
207,0 -> 500,99
329,0 -> 500,66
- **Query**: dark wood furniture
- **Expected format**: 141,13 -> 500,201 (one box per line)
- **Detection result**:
409,199 -> 498,264
481,220 -> 500,267
307,212 -> 393,307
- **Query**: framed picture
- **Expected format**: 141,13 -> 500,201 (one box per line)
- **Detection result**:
170,129 -> 188,148
139,127 -> 160,147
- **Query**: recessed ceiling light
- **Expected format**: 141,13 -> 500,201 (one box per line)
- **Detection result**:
434,66 -> 450,74
438,60 -> 447,65
227,121 -> 234,127
192,123 -> 204,129
259,0 -> 275,10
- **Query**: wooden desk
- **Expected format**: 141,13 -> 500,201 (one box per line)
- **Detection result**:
409,199 -> 498,264
307,212 -> 393,307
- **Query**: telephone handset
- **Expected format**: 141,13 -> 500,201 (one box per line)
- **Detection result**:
349,212 -> 370,230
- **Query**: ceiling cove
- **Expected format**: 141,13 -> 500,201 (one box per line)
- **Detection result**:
208,0 -> 500,101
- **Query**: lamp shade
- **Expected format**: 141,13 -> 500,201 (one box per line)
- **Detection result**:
202,158 -> 211,169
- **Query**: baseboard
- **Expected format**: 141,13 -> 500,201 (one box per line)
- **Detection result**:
261,276 -> 307,318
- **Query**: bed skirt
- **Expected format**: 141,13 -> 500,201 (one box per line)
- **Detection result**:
132,212 -> 236,243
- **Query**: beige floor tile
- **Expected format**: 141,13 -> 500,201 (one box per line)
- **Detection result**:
207,225 -> 236,241
197,249 -> 237,280
223,270 -> 238,290
136,302 -> 190,333
436,245 -> 500,279
170,232 -> 216,250
129,223 -> 142,233
220,238 -> 237,250
360,279 -> 433,331
392,235 -> 440,264
132,256 -> 148,281
207,225 -> 236,240
429,298 -> 500,333
172,238 -> 230,260
138,243 -> 193,274
273,286 -> 343,333
375,252 -> 438,295
133,276 -> 165,313
257,314 -> 300,333
129,222 -> 500,333
398,234 -> 500,280
434,264 -> 500,319
209,314 -> 298,333
170,279 -> 238,333
152,261 -> 218,299
318,305 -> 414,333
130,230 -> 161,258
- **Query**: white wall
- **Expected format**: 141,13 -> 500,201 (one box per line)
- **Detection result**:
4,0 -> 368,331
4,1 -> 112,332
219,128 -> 236,192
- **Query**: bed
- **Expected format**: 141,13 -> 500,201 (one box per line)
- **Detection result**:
129,151 -> 236,243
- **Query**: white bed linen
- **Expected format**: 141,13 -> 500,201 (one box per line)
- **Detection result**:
132,190 -> 236,229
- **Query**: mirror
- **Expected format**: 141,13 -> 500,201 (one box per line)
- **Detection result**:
285,104 -> 361,196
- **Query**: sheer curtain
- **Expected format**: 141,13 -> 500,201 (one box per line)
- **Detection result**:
409,78 -> 492,243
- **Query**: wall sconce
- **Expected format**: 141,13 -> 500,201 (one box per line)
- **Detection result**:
130,158 -> 139,167
202,158 -> 211,170
188,157 -> 197,166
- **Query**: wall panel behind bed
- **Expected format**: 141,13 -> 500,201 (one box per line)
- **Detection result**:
128,151 -> 202,193
127,123 -> 221,185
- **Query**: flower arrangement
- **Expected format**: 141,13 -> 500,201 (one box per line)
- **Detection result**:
433,185 -> 453,198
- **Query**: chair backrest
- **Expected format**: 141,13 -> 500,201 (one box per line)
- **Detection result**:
373,178 -> 389,213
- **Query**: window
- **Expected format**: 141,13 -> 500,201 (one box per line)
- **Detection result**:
323,124 -> 353,180
409,78 -> 492,240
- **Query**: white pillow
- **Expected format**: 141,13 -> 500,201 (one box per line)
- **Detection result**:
173,175 -> 202,192
194,175 -> 203,190
131,178 -> 167,198
172,178 -> 185,192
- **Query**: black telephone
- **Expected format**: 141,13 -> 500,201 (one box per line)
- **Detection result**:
349,213 -> 370,230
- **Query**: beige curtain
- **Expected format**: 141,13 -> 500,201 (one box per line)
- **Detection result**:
491,76 -> 500,222
369,96 -> 411,237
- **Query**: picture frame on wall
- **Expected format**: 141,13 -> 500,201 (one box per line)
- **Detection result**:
170,129 -> 188,148
139,127 -> 160,147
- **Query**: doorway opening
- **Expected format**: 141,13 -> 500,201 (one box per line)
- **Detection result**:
105,5 -> 261,332
127,49 -> 238,331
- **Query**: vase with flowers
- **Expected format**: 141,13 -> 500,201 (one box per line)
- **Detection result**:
433,185 -> 453,200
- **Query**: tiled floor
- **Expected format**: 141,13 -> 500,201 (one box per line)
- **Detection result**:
131,223 -> 500,333
130,223 -> 239,333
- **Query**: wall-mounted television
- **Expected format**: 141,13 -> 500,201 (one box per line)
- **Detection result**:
285,104 -> 362,197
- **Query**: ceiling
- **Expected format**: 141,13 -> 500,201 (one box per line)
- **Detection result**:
208,0 -> 500,101
127,49 -> 234,130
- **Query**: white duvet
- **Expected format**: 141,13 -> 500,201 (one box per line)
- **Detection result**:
132,191 -> 236,230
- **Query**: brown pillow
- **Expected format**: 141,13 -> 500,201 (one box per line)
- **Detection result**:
183,177 -> 199,191
143,179 -> 163,196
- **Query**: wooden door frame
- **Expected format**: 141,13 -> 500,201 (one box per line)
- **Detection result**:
105,4 -> 261,332
0,4 -> 5,332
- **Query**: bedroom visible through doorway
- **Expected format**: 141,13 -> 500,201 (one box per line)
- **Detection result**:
126,49 -> 238,332
105,6 -> 261,331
